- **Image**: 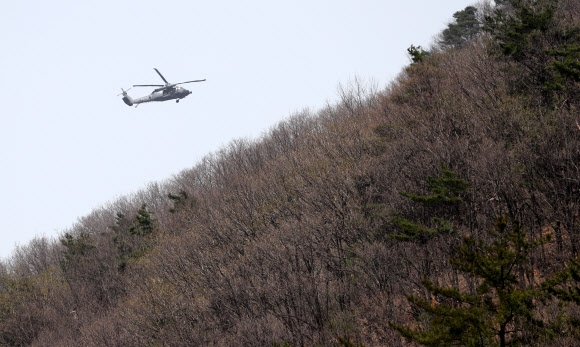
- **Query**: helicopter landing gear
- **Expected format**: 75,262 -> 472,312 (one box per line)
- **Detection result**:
176,99 -> 180,103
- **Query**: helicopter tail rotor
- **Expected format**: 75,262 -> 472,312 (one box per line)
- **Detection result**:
117,87 -> 132,96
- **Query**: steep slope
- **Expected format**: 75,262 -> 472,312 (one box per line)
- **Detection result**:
1,0 -> 580,346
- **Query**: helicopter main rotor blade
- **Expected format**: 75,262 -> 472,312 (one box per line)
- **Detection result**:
133,84 -> 164,87
154,68 -> 169,84
175,79 -> 207,85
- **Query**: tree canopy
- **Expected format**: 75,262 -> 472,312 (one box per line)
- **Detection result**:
1,0 -> 580,345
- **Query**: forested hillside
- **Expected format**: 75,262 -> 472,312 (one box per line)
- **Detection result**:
2,0 -> 580,345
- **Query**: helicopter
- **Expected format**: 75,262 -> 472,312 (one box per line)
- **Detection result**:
121,68 -> 205,107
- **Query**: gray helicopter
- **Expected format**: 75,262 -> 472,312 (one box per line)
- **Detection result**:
121,68 -> 205,107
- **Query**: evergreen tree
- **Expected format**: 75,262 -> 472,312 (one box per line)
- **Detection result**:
494,0 -> 512,6
392,163 -> 468,242
111,204 -> 157,271
544,256 -> 580,302
400,164 -> 468,206
484,0 -> 555,99
546,43 -> 580,91
391,216 -> 553,347
129,203 -> 155,237
168,190 -> 188,213
408,45 -> 430,64
484,0 -> 556,61
59,232 -> 94,273
440,6 -> 481,48
484,0 -> 580,103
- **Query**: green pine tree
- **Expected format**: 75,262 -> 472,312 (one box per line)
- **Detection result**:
546,43 -> 580,91
484,0 -> 556,61
111,204 -> 157,271
391,216 -> 553,347
392,163 -> 467,242
59,232 -> 94,273
440,6 -> 481,48
168,190 -> 188,213
129,203 -> 155,237
407,45 -> 430,64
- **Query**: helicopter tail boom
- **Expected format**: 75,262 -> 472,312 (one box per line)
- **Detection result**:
120,89 -> 134,106
122,97 -> 133,106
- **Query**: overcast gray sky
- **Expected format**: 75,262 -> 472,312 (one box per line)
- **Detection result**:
0,0 -> 476,258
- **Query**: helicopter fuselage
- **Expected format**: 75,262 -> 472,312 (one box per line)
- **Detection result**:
136,87 -> 192,103
122,86 -> 192,106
